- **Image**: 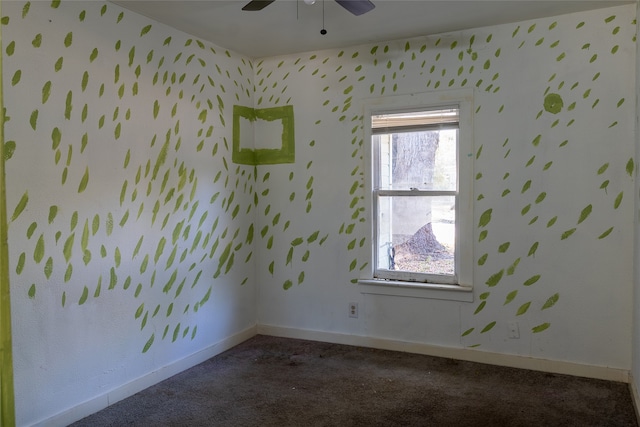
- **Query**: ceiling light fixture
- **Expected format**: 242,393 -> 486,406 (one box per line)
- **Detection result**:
304,0 -> 316,4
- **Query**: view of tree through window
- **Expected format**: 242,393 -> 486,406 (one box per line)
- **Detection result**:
373,107 -> 458,282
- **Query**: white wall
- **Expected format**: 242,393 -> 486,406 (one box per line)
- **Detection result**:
3,1 -> 638,425
3,2 -> 257,425
255,4 -> 636,372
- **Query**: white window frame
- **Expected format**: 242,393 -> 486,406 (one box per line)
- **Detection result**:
359,89 -> 474,300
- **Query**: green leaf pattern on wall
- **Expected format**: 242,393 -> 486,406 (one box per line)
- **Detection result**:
3,1 -> 636,355
462,13 -> 634,343
247,7 -> 636,347
4,1 -> 257,353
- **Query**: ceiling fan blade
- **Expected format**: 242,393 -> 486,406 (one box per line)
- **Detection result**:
242,0 -> 276,11
335,0 -> 375,16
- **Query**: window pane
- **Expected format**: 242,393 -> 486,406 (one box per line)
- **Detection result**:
377,195 -> 455,276
377,129 -> 457,191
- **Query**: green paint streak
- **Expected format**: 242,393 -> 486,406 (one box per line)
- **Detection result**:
106,213 -> 113,236
478,208 -> 492,227
477,253 -> 488,265
163,270 -> 178,293
34,234 -> 44,263
29,110 -> 38,130
81,72 -> 88,92
597,163 -> 609,175
114,247 -> 121,268
32,33 -> 41,48
81,220 -> 89,251
155,237 -> 167,264
78,286 -> 88,305
83,250 -> 91,266
523,275 -> 541,286
10,192 -> 28,221
461,328 -> 474,337
44,257 -> 53,279
480,321 -> 496,333
541,293 -> 559,310
0,19 -> 18,418
3,141 -> 15,161
15,253 -> 24,275
531,135 -> 542,147
70,212 -> 78,231
64,31 -> 72,47
507,258 -> 520,275
614,192 -> 624,209
92,214 -> 100,235
504,290 -> 518,305
63,233 -> 75,263
78,167 -> 89,193
532,323 -> 550,333
577,205 -> 592,224
140,254 -> 149,274
561,228 -> 576,240
26,222 -> 37,239
51,127 -> 61,150
598,227 -> 614,239
485,269 -> 504,287
10,70 -> 20,86
142,334 -> 155,353
516,302 -> 531,316
109,267 -> 117,290
473,301 -> 486,315
135,303 -> 145,319
64,263 -> 73,283
152,138 -> 170,180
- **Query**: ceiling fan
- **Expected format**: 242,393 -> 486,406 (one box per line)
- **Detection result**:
242,0 -> 375,16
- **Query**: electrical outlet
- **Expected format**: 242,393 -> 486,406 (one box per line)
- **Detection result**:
507,321 -> 520,339
349,302 -> 358,318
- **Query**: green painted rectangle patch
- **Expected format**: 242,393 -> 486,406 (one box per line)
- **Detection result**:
232,105 -> 295,165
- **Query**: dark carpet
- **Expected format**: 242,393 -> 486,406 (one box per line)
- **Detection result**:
71,335 -> 638,427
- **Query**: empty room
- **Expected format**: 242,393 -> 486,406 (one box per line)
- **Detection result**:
1,0 -> 640,425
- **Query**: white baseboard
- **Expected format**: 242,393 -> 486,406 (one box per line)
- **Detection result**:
37,325 -> 258,427
629,374 -> 640,426
257,324 -> 630,383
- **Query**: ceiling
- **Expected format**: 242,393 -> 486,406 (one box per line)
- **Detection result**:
111,0 -> 633,58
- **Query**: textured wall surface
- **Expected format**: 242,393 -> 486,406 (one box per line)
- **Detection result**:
1,1 -> 637,425
3,1 -> 257,424
254,4 -> 636,368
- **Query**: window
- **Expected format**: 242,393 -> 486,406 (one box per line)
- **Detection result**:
361,90 -> 473,293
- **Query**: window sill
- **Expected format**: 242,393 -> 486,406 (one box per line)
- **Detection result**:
358,279 -> 474,302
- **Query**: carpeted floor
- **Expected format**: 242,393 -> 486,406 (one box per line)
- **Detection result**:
71,335 -> 638,427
